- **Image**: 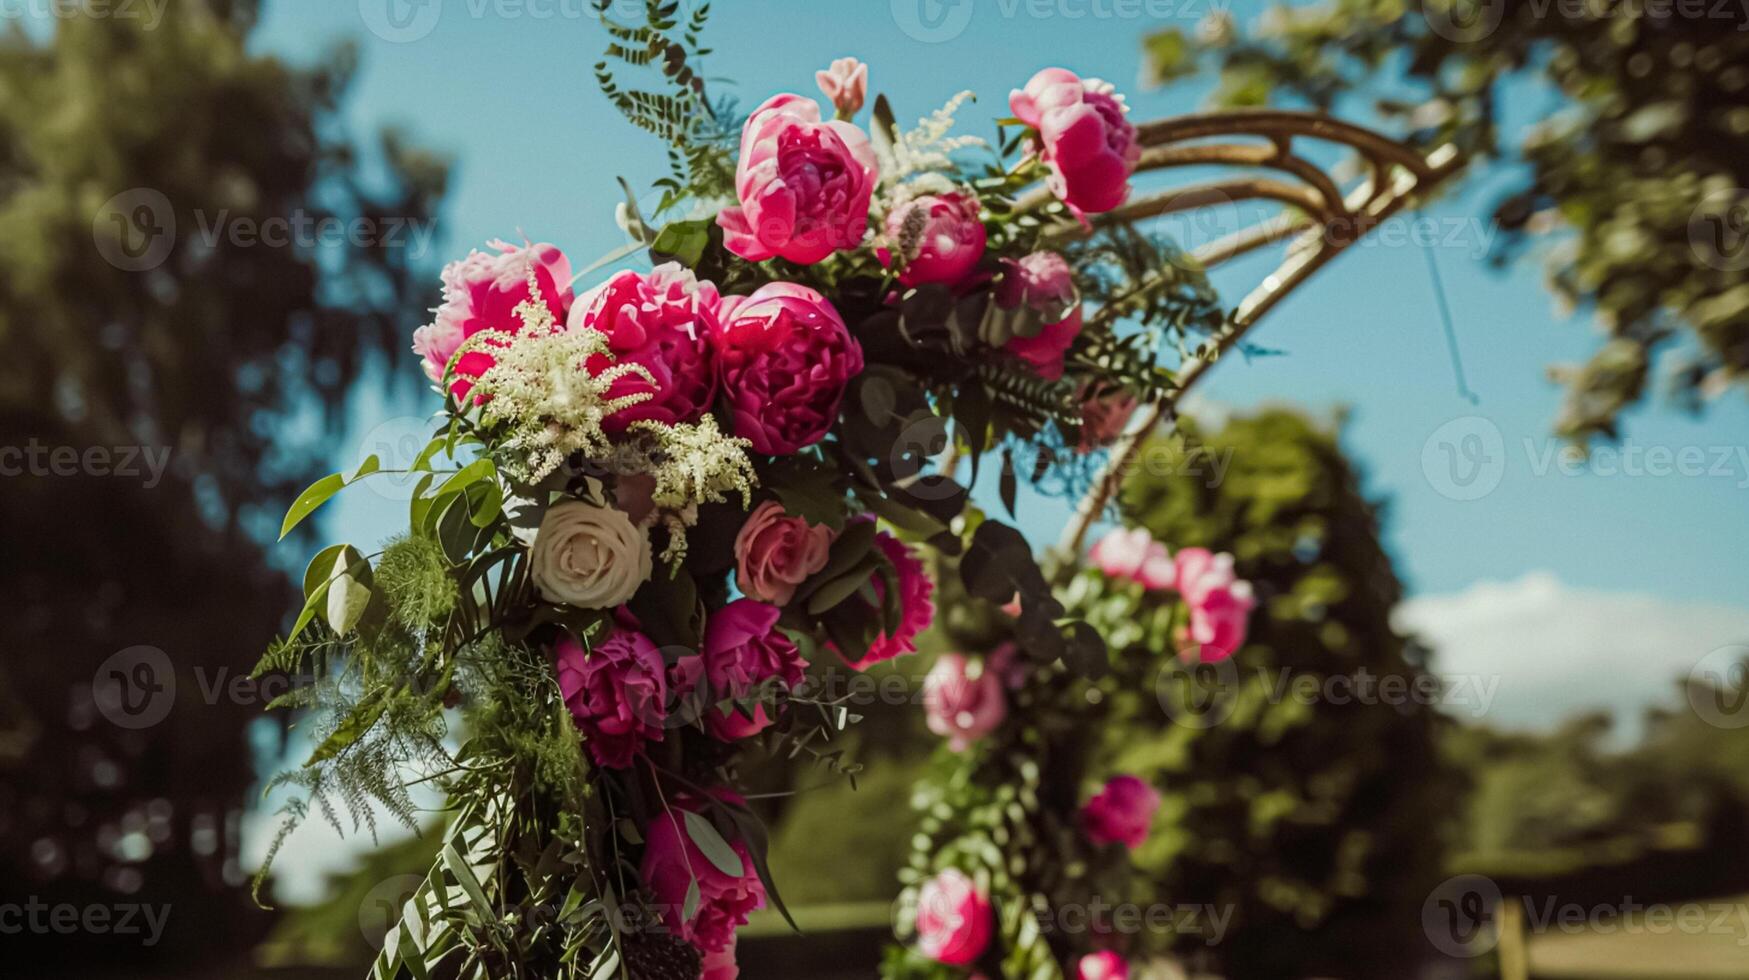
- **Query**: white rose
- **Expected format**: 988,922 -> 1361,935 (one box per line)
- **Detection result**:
529,500 -> 652,609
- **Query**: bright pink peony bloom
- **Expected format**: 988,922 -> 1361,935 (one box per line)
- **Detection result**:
641,792 -> 766,955
999,252 -> 1081,379
1009,69 -> 1140,216
1081,775 -> 1161,850
1090,527 -> 1175,591
554,627 -> 667,769
700,599 -> 807,740
815,56 -> 868,118
923,653 -> 1007,751
713,282 -> 864,455
1077,951 -> 1130,980
413,240 -> 574,402
1077,381 -> 1137,450
915,869 -> 991,966
734,500 -> 834,605
701,935 -> 739,979
1173,547 -> 1256,660
835,529 -> 935,671
718,94 -> 878,264
567,263 -> 718,431
884,192 -> 986,286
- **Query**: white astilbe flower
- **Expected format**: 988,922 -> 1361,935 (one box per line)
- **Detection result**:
618,415 -> 757,564
456,272 -> 656,482
875,91 -> 986,185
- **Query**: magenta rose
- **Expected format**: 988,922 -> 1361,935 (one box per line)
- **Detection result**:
554,627 -> 667,769
413,239 -> 574,402
699,599 -> 806,741
835,529 -> 936,671
923,653 -> 1007,751
567,263 -> 718,431
915,869 -> 991,966
1089,527 -> 1175,591
1174,547 -> 1255,660
733,500 -> 834,605
884,192 -> 986,286
1081,775 -> 1161,850
815,56 -> 868,118
713,282 -> 864,455
641,792 -> 766,955
1077,951 -> 1130,980
718,94 -> 878,264
1009,68 -> 1140,215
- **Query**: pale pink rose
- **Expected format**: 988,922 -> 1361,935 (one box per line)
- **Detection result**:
701,934 -> 739,979
554,627 -> 667,769
412,240 -> 574,402
1089,527 -> 1175,591
924,653 -> 1007,751
1009,68 -> 1140,215
733,500 -> 834,605
713,282 -> 864,455
1172,547 -> 1256,659
567,263 -> 717,431
1077,951 -> 1130,980
834,529 -> 935,670
641,791 -> 766,955
915,869 -> 991,966
718,94 -> 879,264
1077,382 -> 1138,451
700,599 -> 807,740
815,56 -> 868,117
883,192 -> 986,286
1081,775 -> 1161,850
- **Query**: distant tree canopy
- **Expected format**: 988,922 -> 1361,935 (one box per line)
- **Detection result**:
1146,2 -> 1749,443
1107,409 -> 1461,979
0,1 -> 445,970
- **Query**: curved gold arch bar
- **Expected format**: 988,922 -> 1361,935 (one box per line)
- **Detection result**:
1050,111 -> 1463,555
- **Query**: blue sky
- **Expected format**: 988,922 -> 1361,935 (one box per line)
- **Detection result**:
247,0 -> 1749,606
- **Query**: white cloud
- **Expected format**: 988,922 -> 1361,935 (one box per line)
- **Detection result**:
1395,572 -> 1749,738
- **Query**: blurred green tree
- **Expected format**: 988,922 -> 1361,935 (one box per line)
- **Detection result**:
0,1 -> 446,972
1146,3 -> 1749,442
1104,408 -> 1463,979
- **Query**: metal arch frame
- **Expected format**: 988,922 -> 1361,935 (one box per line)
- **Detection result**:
1045,109 -> 1464,554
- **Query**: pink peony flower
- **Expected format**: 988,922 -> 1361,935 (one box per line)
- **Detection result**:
1081,775 -> 1161,850
713,282 -> 864,455
1077,382 -> 1138,451
1077,951 -> 1130,980
413,240 -> 574,402
815,56 -> 868,118
1090,527 -> 1175,591
1005,308 -> 1082,381
718,94 -> 879,264
835,529 -> 935,671
641,792 -> 766,955
923,653 -> 1007,751
883,192 -> 987,287
1009,69 -> 1140,216
999,252 -> 1081,379
554,627 -> 667,769
701,935 -> 739,979
734,500 -> 835,605
915,869 -> 991,966
567,263 -> 718,431
700,599 -> 807,740
1173,547 -> 1256,660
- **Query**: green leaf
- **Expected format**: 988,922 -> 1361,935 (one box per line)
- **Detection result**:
682,809 -> 745,879
681,876 -> 700,923
306,688 -> 388,765
441,843 -> 495,918
651,218 -> 712,267
324,545 -> 374,635
999,449 -> 1018,518
806,563 -> 878,616
280,472 -> 346,540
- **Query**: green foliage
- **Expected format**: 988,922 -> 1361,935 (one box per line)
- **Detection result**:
1144,3 -> 1749,442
